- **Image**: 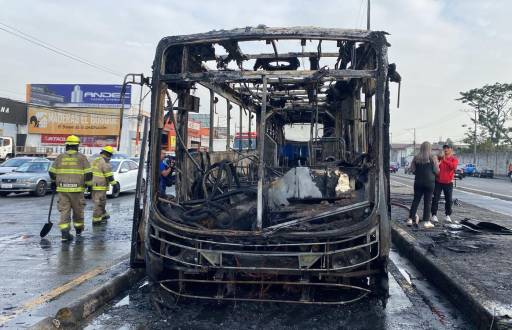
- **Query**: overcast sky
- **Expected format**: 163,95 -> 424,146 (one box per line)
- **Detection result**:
1,0 -> 511,143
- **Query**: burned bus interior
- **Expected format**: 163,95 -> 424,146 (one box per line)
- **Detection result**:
136,27 -> 400,305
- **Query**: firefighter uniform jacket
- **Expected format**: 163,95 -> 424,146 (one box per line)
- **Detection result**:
49,150 -> 92,192
91,156 -> 116,191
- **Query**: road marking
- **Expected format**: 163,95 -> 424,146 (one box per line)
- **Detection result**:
0,253 -> 129,326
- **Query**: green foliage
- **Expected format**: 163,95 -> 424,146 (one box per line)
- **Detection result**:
458,82 -> 512,147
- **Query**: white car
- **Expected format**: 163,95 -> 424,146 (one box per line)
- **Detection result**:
106,159 -> 145,198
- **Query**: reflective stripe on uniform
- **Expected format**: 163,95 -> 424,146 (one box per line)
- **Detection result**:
74,222 -> 84,228
52,168 -> 88,175
91,186 -> 108,191
56,187 -> 85,193
59,223 -> 70,230
92,216 -> 103,222
92,171 -> 108,177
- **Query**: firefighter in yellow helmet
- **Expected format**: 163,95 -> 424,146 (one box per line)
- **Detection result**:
91,146 -> 118,224
49,135 -> 92,242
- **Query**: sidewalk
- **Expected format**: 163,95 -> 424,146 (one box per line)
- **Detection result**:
390,182 -> 512,329
394,172 -> 512,202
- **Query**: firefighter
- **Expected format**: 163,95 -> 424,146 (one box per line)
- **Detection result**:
49,135 -> 92,242
91,146 -> 117,225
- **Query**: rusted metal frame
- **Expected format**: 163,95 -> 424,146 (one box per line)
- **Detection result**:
235,89 -> 326,97
375,41 -> 391,258
152,220 -> 377,248
151,232 -> 377,257
160,69 -> 376,83
159,281 -> 370,305
247,105 -> 252,148
151,199 -> 375,238
264,201 -> 370,233
226,100 -> 231,150
158,27 -> 377,47
238,104 -> 243,151
209,89 -> 215,151
219,51 -> 340,61
175,46 -> 191,201
199,81 -> 256,112
256,75 -> 267,230
149,242 -> 380,272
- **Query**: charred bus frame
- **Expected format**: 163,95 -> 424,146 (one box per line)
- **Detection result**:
130,26 -> 399,306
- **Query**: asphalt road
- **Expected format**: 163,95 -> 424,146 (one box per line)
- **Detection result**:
391,174 -> 512,217
84,250 -> 473,330
1,179 -> 500,329
398,170 -> 512,197
0,191 -> 135,327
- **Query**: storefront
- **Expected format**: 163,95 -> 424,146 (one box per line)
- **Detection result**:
0,97 -> 28,146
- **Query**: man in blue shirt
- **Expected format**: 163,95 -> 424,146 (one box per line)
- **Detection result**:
159,150 -> 174,196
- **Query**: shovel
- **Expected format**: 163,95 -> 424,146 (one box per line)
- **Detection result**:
40,190 -> 56,238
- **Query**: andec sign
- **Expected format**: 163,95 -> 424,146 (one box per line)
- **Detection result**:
0,97 -> 27,125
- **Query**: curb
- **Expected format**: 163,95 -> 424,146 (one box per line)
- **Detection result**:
30,267 -> 145,329
391,223 -> 512,330
393,174 -> 512,202
454,185 -> 512,202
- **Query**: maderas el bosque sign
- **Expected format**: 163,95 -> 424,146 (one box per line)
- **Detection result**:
27,106 -> 120,136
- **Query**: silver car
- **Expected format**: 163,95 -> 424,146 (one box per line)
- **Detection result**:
0,160 -> 52,197
0,157 -> 41,175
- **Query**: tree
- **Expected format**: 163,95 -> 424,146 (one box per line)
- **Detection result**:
457,83 -> 512,147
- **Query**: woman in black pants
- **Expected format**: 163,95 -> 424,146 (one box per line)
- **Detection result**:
407,142 -> 439,228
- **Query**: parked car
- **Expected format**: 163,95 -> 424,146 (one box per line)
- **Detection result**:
89,153 -> 130,161
0,157 -> 41,175
463,163 -> 477,176
455,164 -> 465,179
476,167 -> 494,178
389,162 -> 399,173
0,160 -> 52,197
86,159 -> 144,198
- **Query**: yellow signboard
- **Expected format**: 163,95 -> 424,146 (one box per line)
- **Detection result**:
28,106 -> 120,136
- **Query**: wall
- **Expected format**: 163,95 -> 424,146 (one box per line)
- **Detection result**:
457,151 -> 512,175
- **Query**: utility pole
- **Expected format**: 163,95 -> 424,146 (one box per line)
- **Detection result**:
473,110 -> 477,164
367,0 -> 371,30
413,128 -> 416,155
406,128 -> 416,156
462,109 -> 478,164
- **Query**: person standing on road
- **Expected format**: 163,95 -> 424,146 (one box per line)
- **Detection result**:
91,146 -> 117,225
431,144 -> 458,223
407,142 -> 439,228
49,135 -> 92,242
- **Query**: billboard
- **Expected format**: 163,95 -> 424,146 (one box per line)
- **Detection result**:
0,97 -> 27,125
26,84 -> 131,108
27,106 -> 120,136
41,134 -> 117,147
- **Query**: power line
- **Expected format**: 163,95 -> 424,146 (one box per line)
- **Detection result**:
0,22 -> 122,77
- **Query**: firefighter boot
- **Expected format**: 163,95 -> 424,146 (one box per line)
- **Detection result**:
61,230 -> 74,242
76,228 -> 83,236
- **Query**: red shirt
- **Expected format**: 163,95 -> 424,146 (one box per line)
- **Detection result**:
437,156 -> 458,184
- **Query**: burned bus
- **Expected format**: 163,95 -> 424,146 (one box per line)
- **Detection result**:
130,26 -> 400,306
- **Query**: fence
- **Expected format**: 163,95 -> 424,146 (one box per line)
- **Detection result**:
457,151 -> 512,176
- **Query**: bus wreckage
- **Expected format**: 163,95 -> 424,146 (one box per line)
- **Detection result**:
129,26 -> 401,306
